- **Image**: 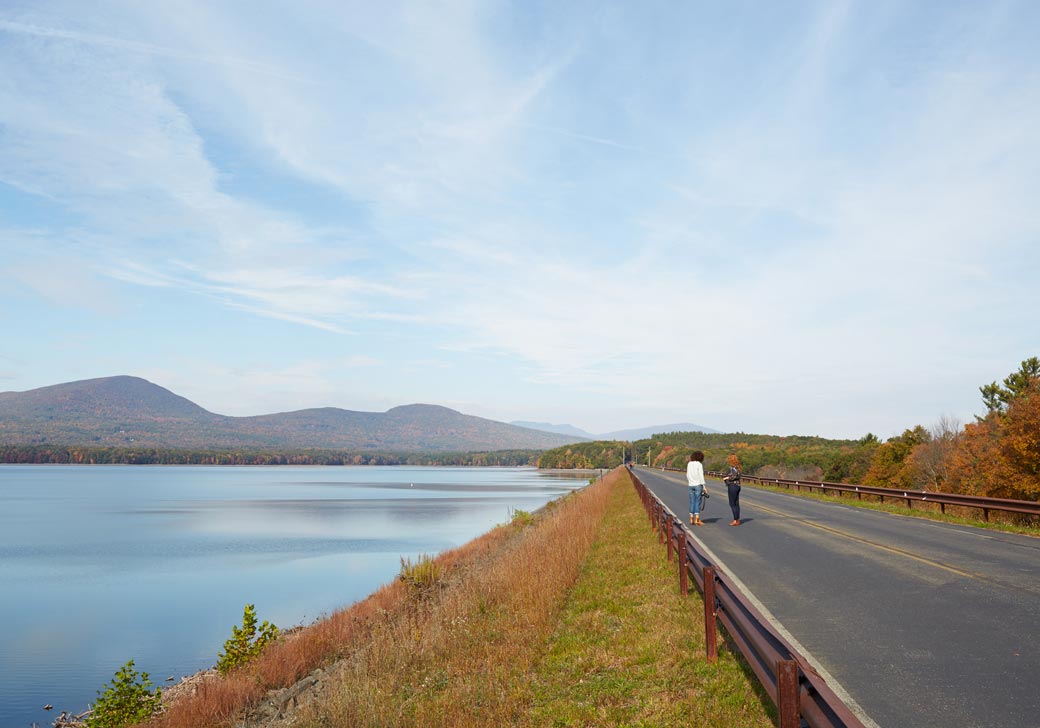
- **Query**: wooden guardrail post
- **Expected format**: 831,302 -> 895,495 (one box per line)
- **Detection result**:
679,529 -> 688,596
658,509 -> 665,545
777,659 -> 799,728
703,566 -> 717,662
666,516 -> 674,561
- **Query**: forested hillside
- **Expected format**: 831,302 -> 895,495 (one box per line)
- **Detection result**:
542,358 -> 1040,503
536,441 -> 631,469
0,445 -> 540,466
0,376 -> 581,453
536,433 -> 862,475
634,432 -> 862,477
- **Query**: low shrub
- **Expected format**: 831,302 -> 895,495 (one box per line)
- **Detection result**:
509,508 -> 534,528
216,604 -> 279,675
398,553 -> 442,598
87,660 -> 161,728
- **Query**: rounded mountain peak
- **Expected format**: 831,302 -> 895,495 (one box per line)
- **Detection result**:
0,375 -> 212,420
385,404 -> 461,416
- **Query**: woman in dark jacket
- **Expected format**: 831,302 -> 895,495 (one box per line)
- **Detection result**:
723,454 -> 742,526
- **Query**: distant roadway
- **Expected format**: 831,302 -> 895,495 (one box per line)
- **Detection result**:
632,465 -> 1040,728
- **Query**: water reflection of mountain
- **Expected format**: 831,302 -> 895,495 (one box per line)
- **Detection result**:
0,466 -> 582,728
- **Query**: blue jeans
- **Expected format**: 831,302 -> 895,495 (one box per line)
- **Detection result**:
689,485 -> 705,516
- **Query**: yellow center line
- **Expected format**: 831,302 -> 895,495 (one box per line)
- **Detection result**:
750,501 -> 979,579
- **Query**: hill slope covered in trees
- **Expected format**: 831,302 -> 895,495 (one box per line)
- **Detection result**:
541,358 -> 1040,504
0,376 -> 583,453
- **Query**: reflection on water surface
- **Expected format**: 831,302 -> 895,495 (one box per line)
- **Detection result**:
0,465 -> 582,728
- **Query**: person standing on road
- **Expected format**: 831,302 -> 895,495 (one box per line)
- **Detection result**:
686,451 -> 707,525
723,454 -> 742,526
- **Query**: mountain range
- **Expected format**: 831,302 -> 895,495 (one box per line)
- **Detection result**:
0,376 -> 718,453
0,376 -> 584,452
510,421 -> 718,440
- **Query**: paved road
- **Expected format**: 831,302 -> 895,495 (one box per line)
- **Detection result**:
632,465 -> 1040,728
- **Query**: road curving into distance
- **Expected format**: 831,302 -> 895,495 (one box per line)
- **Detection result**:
632,465 -> 1040,728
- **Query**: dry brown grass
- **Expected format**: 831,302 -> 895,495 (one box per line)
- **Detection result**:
147,468 -> 619,728
148,572 -> 413,727
292,467 -> 619,727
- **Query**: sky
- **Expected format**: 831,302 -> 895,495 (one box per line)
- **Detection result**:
1,1 -> 1038,440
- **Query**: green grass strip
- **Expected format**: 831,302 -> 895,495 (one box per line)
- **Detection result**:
523,474 -> 775,727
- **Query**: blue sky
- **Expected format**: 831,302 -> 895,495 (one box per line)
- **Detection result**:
1,1 -> 1038,439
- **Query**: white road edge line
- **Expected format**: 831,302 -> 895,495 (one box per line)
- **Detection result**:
646,473 -> 882,728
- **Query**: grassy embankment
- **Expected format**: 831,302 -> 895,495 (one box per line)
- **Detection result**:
148,467 -> 772,728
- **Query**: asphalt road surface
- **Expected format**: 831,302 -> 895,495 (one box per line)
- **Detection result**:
632,465 -> 1040,728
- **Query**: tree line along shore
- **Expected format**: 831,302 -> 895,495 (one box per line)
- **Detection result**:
539,357 -> 1040,506
0,446 -> 541,467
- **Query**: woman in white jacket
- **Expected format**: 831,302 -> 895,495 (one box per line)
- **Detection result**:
686,451 -> 707,525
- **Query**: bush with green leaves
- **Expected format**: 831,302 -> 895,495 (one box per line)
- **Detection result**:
399,553 -> 442,598
86,660 -> 161,728
216,603 -> 279,674
509,508 -> 534,527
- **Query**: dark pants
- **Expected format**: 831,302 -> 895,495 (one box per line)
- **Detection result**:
727,483 -> 741,521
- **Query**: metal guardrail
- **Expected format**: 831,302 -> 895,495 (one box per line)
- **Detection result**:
713,471 -> 1040,522
629,466 -> 866,728
657,466 -> 1040,522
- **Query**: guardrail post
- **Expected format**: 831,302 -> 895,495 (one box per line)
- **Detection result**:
658,509 -> 666,544
777,659 -> 799,728
982,508 -> 989,522
679,529 -> 689,596
703,566 -> 717,662
666,516 -> 674,561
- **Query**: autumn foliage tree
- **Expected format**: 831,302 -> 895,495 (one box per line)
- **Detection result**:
979,357 -> 1040,415
906,416 -> 962,491
951,358 -> 1040,501
864,425 -> 930,490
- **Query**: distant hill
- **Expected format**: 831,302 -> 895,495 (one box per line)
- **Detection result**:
0,376 -> 584,452
510,421 -> 595,439
511,420 -> 718,441
509,418 -> 719,440
597,423 -> 719,440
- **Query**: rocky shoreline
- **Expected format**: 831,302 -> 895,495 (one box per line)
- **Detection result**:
45,622 -> 322,728
47,669 -> 218,728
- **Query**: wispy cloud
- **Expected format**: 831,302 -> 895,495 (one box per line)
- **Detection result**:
522,122 -> 642,151
2,2 -> 1038,435
0,18 -> 311,82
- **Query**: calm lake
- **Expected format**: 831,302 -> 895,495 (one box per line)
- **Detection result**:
0,465 -> 587,728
